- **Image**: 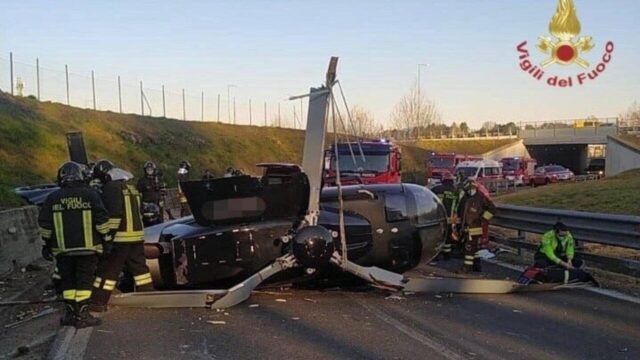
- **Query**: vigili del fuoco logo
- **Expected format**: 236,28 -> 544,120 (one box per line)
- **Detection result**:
516,0 -> 614,87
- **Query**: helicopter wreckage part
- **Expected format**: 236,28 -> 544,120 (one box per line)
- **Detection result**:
330,252 -> 584,294
292,225 -> 335,268
111,254 -> 297,309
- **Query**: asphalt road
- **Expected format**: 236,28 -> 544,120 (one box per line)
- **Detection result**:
78,274 -> 640,359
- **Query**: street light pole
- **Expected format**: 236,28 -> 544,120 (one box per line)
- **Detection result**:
227,84 -> 236,123
416,63 -> 429,140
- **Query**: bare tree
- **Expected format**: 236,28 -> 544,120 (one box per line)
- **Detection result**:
390,85 -> 440,139
347,105 -> 379,137
619,102 -> 640,129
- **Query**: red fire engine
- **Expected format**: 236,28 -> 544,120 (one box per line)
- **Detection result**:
323,140 -> 401,186
500,157 -> 537,186
426,152 -> 482,185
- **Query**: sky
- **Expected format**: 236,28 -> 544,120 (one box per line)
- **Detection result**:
0,0 -> 639,129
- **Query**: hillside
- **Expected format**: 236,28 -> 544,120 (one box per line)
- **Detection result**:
0,93 -> 428,207
413,138 -> 519,155
496,169 -> 640,215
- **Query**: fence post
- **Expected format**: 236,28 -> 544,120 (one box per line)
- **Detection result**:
201,91 -> 204,121
117,76 -> 122,113
249,98 -> 252,126
36,58 -> 40,100
91,71 -> 96,110
182,89 -> 186,121
217,94 -> 220,122
65,64 -> 70,105
161,85 -> 166,118
9,52 -> 13,95
264,101 -> 267,127
140,81 -> 144,116
233,96 -> 236,124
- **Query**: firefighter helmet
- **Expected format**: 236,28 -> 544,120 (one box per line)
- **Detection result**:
93,159 -> 114,182
143,161 -> 157,176
57,161 -> 85,186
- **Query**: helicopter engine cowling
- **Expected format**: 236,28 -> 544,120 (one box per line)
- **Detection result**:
292,225 -> 335,268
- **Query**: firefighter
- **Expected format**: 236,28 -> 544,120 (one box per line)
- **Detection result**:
38,162 -> 110,328
136,161 -> 166,225
534,221 -> 583,270
90,160 -> 154,312
458,179 -> 496,272
177,160 -> 191,217
431,174 -> 458,260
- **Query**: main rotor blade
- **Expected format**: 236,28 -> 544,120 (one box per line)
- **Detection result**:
110,254 -> 297,309
330,252 -> 587,294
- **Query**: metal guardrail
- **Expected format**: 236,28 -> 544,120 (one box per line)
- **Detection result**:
492,204 -> 640,250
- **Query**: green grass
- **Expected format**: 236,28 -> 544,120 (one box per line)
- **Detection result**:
496,169 -> 640,215
618,134 -> 640,149
0,92 -> 431,207
412,139 -> 518,155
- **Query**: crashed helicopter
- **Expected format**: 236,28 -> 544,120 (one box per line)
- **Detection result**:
110,57 -> 540,310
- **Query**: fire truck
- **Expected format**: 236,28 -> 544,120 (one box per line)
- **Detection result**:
323,140 -> 402,186
500,157 -> 537,186
425,152 -> 482,186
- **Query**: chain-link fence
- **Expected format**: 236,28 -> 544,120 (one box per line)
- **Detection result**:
0,52 -> 307,129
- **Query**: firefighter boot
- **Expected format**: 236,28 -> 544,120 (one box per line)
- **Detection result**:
75,301 -> 102,328
60,301 -> 76,327
472,258 -> 483,272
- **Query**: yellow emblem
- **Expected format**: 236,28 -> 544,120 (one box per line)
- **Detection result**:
537,0 -> 594,68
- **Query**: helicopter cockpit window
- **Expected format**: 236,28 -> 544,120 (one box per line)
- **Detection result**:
385,194 -> 408,222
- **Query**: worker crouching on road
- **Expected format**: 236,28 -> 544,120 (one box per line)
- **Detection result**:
90,160 -> 154,312
534,222 -> 583,270
458,179 -> 496,272
38,162 -> 110,328
431,174 -> 458,260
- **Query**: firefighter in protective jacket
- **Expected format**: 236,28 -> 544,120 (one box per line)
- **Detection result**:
38,162 -> 109,328
457,179 -> 496,272
91,160 -> 154,311
430,174 -> 458,259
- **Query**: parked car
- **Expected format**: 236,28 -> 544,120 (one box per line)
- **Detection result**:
530,165 -> 575,186
585,158 -> 605,178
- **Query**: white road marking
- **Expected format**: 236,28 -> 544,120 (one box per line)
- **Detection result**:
350,296 -> 464,360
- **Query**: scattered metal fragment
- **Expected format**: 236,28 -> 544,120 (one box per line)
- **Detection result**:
385,294 -> 406,301
207,320 -> 226,325
275,298 -> 287,303
5,308 -> 57,328
303,298 -> 317,303
249,304 -> 260,308
291,317 -> 300,321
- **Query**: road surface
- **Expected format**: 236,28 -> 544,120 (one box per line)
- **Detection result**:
71,267 -> 639,360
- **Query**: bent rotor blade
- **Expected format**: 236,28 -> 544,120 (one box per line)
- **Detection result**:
111,254 -> 296,309
110,289 -> 228,308
403,277 -> 522,294
211,254 -> 295,309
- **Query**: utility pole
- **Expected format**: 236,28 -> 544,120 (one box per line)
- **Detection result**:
417,63 -> 429,140
36,58 -> 40,100
249,98 -> 252,126
9,52 -> 13,95
65,64 -> 70,105
91,71 -> 96,110
217,94 -> 221,122
182,88 -> 186,120
118,76 -> 122,113
226,84 -> 236,123
161,85 -> 166,117
140,81 -> 144,116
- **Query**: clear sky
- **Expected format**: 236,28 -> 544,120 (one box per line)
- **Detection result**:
1,0 -> 638,128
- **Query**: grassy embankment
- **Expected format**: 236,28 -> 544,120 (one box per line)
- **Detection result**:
0,93 -> 431,207
496,169 -> 640,215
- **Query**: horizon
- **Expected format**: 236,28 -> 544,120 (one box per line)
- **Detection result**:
1,0 -> 638,129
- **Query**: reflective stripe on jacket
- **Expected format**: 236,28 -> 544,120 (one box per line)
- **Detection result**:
102,180 -> 145,243
38,184 -> 110,255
